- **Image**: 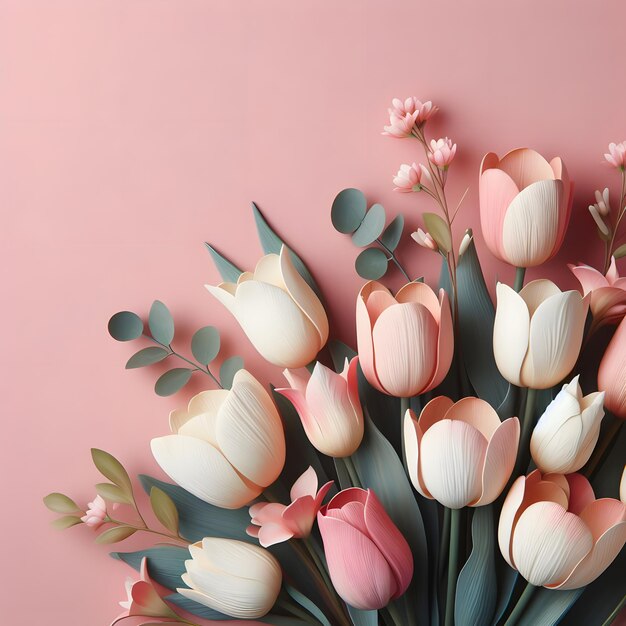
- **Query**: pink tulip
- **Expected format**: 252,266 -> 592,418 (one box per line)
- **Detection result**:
404,397 -> 520,508
393,163 -> 422,192
356,281 -> 453,397
411,228 -> 438,251
428,138 -> 456,168
569,257 -> 626,327
479,148 -> 573,267
605,141 -> 626,169
276,358 -> 364,457
317,488 -> 413,610
499,471 -> 626,589
247,467 -> 333,547
598,315 -> 626,419
81,495 -> 108,529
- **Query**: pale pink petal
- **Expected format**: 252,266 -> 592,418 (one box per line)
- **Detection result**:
607,257 -> 619,284
249,503 -> 286,525
290,466 -> 318,501
598,317 -> 626,418
282,367 -> 311,396
275,387 -> 325,447
423,289 -> 455,392
443,396 -> 502,439
258,522 -> 296,547
570,264 -> 609,294
395,281 -> 441,321
417,396 -> 455,433
314,481 -> 334,508
497,147 -> 555,190
498,475 -> 528,567
519,279 -> 563,316
403,410 -> 432,498
282,496 -> 317,537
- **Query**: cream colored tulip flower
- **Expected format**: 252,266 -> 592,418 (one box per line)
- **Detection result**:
178,538 -> 282,619
151,370 -> 285,509
493,280 -> 588,389
205,245 -> 328,368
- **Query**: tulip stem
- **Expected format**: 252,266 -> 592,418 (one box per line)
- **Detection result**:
105,516 -> 190,545
584,415 -> 623,478
503,582 -> 536,625
400,396 -> 410,471
385,601 -> 404,626
513,267 -> 526,292
444,507 -> 461,626
343,455 -> 362,488
601,592 -> 626,626
276,596 -> 318,624
514,388 -> 537,479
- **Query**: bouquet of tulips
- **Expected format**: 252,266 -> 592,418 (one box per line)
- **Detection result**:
45,99 -> 626,626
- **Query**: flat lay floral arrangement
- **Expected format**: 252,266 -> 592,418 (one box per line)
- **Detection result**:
45,99 -> 626,626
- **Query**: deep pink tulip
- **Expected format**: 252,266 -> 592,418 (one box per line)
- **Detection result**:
598,315 -> 626,419
317,488 -> 413,610
605,141 -> 626,169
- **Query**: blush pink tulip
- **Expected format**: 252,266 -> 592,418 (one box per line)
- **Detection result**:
428,138 -> 456,168
598,315 -> 626,419
247,467 -> 333,547
479,148 -> 573,267
499,471 -> 626,589
393,163 -> 422,192
356,281 -> 453,398
404,397 -> 520,508
81,495 -> 108,529
317,488 -> 413,610
605,141 -> 626,170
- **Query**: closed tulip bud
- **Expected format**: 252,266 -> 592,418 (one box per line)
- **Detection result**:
493,280 -> 588,389
499,471 -> 626,589
404,397 -> 519,508
479,148 -> 572,267
356,281 -> 453,397
530,376 -> 605,474
151,370 -> 285,509
276,358 -> 363,458
178,538 -> 282,619
598,316 -> 626,419
317,488 -> 413,610
205,245 -> 328,368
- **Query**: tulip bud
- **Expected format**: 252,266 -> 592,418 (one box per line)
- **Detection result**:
411,228 -> 438,251
178,538 -> 282,619
598,316 -> 626,419
459,230 -> 472,257
620,466 -> 626,504
594,188 -> 611,217
530,376 -> 605,474
589,204 -> 610,237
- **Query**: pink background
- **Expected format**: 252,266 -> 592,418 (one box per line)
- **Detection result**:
2,0 -> 626,623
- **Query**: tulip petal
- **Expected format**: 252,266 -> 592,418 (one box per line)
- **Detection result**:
498,147 -> 555,190
252,252 -> 283,287
290,466 -> 318,501
395,281 -> 441,320
598,317 -> 626,417
519,279 -> 562,315
424,289 -> 455,392
498,475 -> 528,567
205,283 -> 237,316
417,396 -> 455,433
404,411 -> 432,498
282,367 -> 310,395
282,496 -> 317,537
570,264 -> 609,294
444,396 -> 502,439
565,473 -> 596,515
257,522 -> 295,547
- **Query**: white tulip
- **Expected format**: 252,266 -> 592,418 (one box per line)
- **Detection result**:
151,370 -> 285,509
205,245 -> 328,368
178,538 -> 282,619
530,376 -> 605,474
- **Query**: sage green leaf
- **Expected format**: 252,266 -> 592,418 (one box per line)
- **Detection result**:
150,486 -> 179,535
285,585 -> 332,626
43,493 -> 79,514
328,339 -> 357,372
331,188 -> 367,234
347,607 -> 378,626
191,326 -> 220,365
95,482 -> 133,504
352,203 -> 386,247
355,247 -> 388,280
423,212 -> 452,252
51,515 -> 82,529
591,415 -> 626,498
96,526 -> 136,544
155,368 -> 192,396
149,300 -> 174,345
91,448 -> 133,496
613,243 -> 626,259
165,593 -> 233,621
455,506 -> 497,626
204,243 -> 243,283
380,214 -> 404,251
219,356 -> 243,390
125,346 -> 169,369
492,561 -> 518,625
112,546 -> 189,590
517,587 -> 583,626
108,311 -> 143,342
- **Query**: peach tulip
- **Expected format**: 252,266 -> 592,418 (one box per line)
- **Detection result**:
151,370 -> 286,509
598,316 -> 626,419
356,281 -> 453,397
479,148 -> 572,267
317,488 -> 413,610
493,280 -> 588,389
499,471 -> 626,589
605,141 -> 626,170
276,358 -> 363,458
404,397 -> 520,509
205,245 -> 328,368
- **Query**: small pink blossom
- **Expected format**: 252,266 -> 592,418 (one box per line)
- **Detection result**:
81,495 -> 107,529
605,141 -> 626,169
246,467 -> 333,547
393,163 -> 422,192
388,97 -> 437,126
383,112 -> 419,138
428,137 -> 457,168
411,228 -> 438,251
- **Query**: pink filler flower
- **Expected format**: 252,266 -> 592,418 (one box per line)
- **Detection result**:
81,495 -> 108,529
605,141 -> 626,169
383,97 -> 437,138
393,163 -> 422,192
428,137 -> 457,168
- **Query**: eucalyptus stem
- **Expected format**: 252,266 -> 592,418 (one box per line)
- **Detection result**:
584,416 -> 622,478
513,267 -> 526,292
504,582 -> 536,625
438,506 -> 451,583
376,238 -> 412,282
444,507 -> 461,626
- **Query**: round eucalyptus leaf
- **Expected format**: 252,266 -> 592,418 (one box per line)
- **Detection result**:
220,356 -> 244,390
331,188 -> 367,234
352,203 -> 386,247
355,247 -> 389,280
191,326 -> 221,365
380,214 -> 405,252
155,368 -> 193,397
125,346 -> 170,369
108,311 -> 143,342
149,300 -> 175,345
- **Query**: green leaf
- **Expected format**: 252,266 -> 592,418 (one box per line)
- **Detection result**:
331,188 -> 367,234
285,585 -> 332,626
517,587 -> 583,626
149,300 -> 174,345
96,526 -> 136,544
95,482 -> 133,504
51,515 -> 82,529
455,506 -> 497,626
355,247 -> 388,280
347,607 -> 378,626
112,546 -> 189,590
91,449 -> 133,496
219,356 -> 243,389
150,486 -> 179,535
191,326 -> 220,365
165,593 -> 233,621
204,243 -> 243,283
125,346 -> 169,369
380,214 -> 404,251
154,368 -> 193,396
108,311 -> 143,342
328,339 -> 357,372
423,212 -> 452,252
43,493 -> 79,514
352,203 -> 386,247
613,243 -> 626,259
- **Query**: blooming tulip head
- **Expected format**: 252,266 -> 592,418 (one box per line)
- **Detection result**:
81,495 -> 108,529
393,163 -> 422,192
428,137 -> 457,169
205,245 -> 328,368
605,141 -> 626,170
276,358 -> 363,458
151,370 -> 286,509
357,281 -> 453,397
479,148 -> 572,267
493,280 -> 588,389
530,376 -> 604,474
247,466 -> 333,546
178,538 -> 282,619
317,488 -> 413,610
404,397 -> 520,509
598,316 -> 626,419
499,471 -> 626,589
